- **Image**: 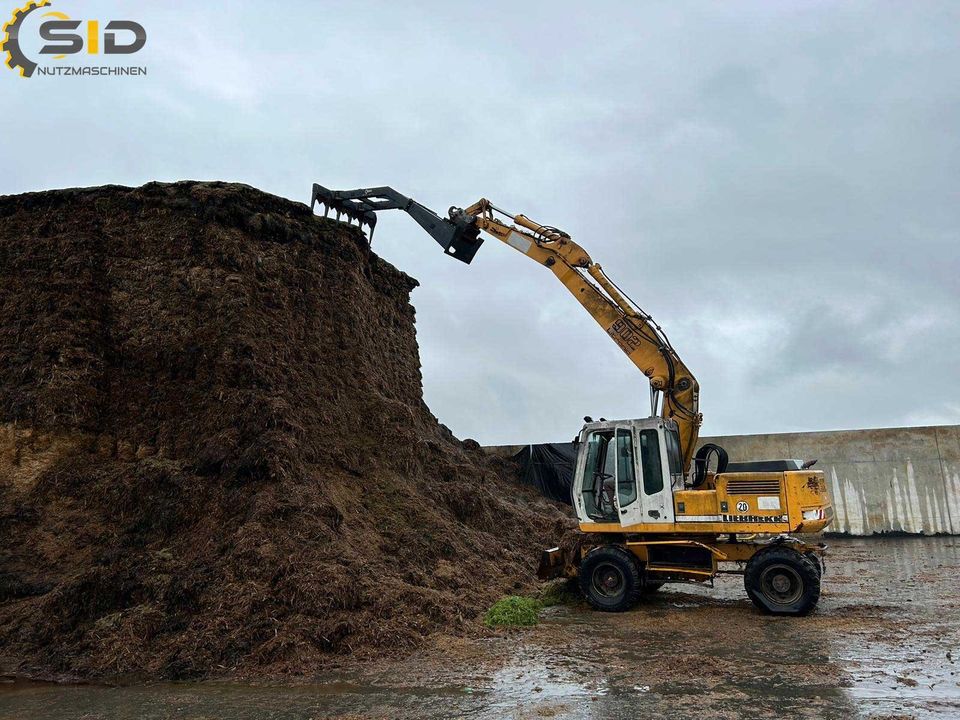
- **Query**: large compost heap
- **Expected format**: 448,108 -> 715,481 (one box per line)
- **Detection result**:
0,181 -> 570,681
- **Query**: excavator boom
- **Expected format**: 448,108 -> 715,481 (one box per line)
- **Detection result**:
311,184 -> 702,473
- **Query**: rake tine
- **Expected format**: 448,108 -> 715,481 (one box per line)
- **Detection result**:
311,183 -> 401,245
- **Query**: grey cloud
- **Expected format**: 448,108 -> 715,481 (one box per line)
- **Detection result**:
2,1 -> 957,444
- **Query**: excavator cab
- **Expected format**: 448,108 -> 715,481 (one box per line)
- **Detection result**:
574,418 -> 680,526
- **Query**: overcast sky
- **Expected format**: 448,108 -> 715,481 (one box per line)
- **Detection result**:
3,1 -> 958,444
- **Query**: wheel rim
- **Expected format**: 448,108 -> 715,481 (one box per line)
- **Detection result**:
759,563 -> 803,606
591,561 -> 625,599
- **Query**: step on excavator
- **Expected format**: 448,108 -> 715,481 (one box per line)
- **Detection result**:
311,184 -> 834,616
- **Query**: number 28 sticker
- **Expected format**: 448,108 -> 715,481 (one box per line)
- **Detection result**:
736,500 -> 749,512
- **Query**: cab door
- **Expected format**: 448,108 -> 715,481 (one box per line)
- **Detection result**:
635,427 -> 674,524
612,426 -> 643,526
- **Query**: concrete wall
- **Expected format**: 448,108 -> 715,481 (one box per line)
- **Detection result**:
487,424 -> 960,536
701,425 -> 960,536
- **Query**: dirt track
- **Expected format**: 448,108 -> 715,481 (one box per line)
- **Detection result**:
2,536 -> 958,719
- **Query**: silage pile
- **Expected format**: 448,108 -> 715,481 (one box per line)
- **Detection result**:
0,181 -> 571,681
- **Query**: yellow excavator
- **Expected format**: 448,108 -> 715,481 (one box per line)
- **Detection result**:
312,184 -> 834,616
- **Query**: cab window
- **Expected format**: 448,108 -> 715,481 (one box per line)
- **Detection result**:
615,428 -> 637,506
639,429 -> 664,495
581,431 -> 613,519
664,428 -> 684,487
584,432 -> 605,483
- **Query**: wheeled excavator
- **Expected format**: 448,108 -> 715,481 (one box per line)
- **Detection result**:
311,184 -> 834,616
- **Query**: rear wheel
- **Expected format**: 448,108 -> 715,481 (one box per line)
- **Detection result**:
744,546 -> 820,616
579,546 -> 642,612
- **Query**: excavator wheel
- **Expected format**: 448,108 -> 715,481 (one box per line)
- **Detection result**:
744,546 -> 821,616
579,545 -> 642,612
805,551 -> 823,578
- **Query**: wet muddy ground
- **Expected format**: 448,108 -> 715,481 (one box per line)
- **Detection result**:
2,537 -> 958,720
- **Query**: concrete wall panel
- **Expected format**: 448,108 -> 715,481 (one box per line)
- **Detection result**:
701,425 -> 960,536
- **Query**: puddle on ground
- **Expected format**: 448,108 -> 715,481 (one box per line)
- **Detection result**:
0,679 -> 478,720
840,642 -> 960,720
827,537 -> 960,719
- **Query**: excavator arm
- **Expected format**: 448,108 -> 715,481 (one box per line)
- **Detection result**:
311,184 -> 703,473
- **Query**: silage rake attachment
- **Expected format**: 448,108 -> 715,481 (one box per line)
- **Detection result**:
310,183 -> 485,264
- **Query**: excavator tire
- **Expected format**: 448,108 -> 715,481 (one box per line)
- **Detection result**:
744,546 -> 821,616
805,551 -> 823,578
579,545 -> 642,612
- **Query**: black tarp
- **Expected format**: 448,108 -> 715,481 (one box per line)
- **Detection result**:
512,443 -> 577,505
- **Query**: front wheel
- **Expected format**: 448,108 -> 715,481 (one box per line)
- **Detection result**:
744,546 -> 821,616
579,546 -> 642,612
805,551 -> 823,578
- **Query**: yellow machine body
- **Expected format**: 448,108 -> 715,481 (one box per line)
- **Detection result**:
569,417 -> 833,535
584,470 -> 834,536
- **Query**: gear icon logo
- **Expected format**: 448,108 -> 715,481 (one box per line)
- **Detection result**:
3,0 -> 51,78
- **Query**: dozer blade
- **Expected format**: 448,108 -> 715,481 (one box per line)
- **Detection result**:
537,546 -> 572,580
310,183 -> 484,264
